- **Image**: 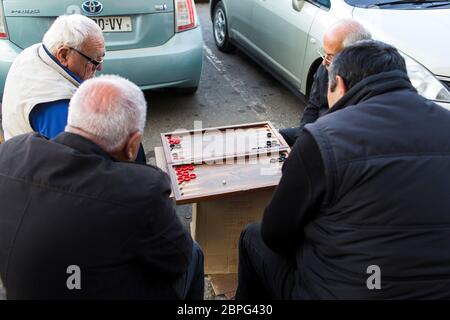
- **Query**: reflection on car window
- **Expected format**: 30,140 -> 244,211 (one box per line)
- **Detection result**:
312,0 -> 332,8
345,0 -> 388,5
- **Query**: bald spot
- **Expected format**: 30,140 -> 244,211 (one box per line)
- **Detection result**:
323,20 -> 366,56
82,81 -> 122,114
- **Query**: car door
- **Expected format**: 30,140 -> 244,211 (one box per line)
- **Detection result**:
226,0 -> 256,48
251,0 -> 319,89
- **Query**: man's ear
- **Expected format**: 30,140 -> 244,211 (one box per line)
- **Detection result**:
335,75 -> 347,96
124,131 -> 142,162
55,47 -> 71,67
327,75 -> 348,108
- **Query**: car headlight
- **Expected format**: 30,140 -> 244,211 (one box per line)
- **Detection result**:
400,52 -> 450,103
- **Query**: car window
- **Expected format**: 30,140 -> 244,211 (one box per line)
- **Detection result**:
309,0 -> 331,9
345,0 -> 380,5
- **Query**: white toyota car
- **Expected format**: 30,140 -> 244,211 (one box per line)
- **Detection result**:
210,0 -> 450,109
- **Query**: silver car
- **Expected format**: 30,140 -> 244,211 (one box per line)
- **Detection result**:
210,0 -> 450,109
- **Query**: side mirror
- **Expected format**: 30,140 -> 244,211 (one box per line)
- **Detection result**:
292,0 -> 305,11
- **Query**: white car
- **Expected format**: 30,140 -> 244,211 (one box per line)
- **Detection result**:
210,0 -> 450,109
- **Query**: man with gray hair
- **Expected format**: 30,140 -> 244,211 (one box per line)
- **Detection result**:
280,19 -> 371,146
1,14 -> 105,141
0,75 -> 204,299
67,75 -> 146,159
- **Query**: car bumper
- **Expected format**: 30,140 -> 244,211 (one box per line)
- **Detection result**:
100,26 -> 203,90
0,25 -> 203,99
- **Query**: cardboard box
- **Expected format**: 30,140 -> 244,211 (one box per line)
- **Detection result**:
155,145 -> 276,297
192,188 -> 274,274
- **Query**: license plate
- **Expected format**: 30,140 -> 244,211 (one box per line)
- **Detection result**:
91,16 -> 132,33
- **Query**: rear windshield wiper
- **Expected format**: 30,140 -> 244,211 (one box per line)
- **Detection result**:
370,0 -> 449,7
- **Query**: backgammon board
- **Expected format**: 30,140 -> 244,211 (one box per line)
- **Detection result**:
160,121 -> 290,204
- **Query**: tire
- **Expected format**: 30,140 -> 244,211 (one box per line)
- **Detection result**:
213,1 -> 236,53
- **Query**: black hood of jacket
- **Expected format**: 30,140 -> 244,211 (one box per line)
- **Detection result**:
328,70 -> 416,113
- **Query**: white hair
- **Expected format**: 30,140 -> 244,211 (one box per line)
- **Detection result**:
43,14 -> 103,55
68,75 -> 147,152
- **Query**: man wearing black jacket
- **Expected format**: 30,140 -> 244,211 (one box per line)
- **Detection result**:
280,19 -> 371,146
0,75 -> 204,300
236,41 -> 450,299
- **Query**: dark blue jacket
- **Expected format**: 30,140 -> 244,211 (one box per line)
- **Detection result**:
301,70 -> 450,299
299,64 -> 329,129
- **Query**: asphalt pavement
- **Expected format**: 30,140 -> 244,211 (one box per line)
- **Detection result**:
142,4 -> 304,160
142,3 -> 305,233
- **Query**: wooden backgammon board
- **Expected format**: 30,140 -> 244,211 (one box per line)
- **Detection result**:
160,121 -> 290,204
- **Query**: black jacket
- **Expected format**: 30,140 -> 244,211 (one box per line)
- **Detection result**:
0,132 -> 192,299
299,64 -> 329,128
264,70 -> 450,299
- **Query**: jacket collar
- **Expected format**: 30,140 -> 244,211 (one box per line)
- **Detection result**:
328,70 -> 415,114
53,132 -> 116,161
39,44 -> 83,87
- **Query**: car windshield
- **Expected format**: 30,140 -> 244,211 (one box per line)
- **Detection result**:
345,0 -> 450,8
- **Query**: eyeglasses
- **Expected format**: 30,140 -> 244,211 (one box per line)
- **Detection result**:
317,49 -> 334,65
69,47 -> 104,69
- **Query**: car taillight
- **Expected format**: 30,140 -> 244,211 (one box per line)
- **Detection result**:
0,1 -> 8,39
174,0 -> 197,32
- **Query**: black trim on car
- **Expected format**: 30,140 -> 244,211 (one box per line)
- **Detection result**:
443,80 -> 450,91
307,0 -> 332,11
308,0 -> 331,10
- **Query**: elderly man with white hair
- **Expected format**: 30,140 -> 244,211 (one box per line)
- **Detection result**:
0,75 -> 204,300
1,14 -> 105,141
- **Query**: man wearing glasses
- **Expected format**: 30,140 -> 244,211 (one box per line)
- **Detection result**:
280,19 -> 371,146
1,14 -> 105,141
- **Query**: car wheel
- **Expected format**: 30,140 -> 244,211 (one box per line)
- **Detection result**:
213,1 -> 235,53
